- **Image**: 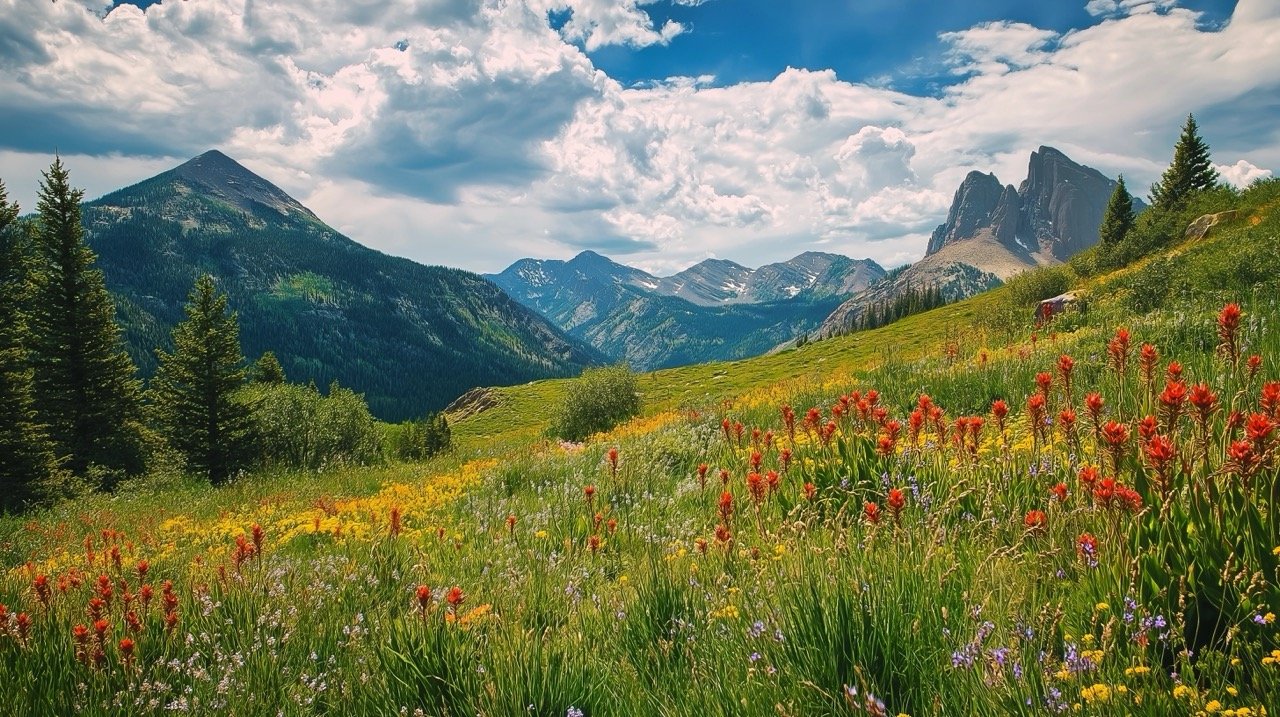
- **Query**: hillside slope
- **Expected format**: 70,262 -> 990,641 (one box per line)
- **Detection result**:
84,150 -> 601,420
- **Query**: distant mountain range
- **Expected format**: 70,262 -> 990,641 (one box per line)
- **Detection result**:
817,146 -> 1138,335
487,251 -> 885,369
82,150 -> 600,420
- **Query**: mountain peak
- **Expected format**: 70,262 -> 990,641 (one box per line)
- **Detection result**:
160,150 -> 317,221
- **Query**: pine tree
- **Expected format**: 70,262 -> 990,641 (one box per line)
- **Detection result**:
250,351 -> 286,384
151,275 -> 252,485
28,158 -> 144,480
1099,175 -> 1136,245
1150,114 -> 1219,210
0,179 -> 57,509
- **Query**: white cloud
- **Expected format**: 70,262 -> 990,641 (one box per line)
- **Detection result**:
1216,159 -> 1272,188
0,0 -> 1278,277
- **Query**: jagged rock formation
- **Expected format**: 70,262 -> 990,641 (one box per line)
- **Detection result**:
818,146 -> 1138,337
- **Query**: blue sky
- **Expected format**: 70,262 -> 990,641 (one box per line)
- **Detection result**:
1,0 -> 1275,274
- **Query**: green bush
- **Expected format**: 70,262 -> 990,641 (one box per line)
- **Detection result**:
238,381 -> 382,469
549,364 -> 641,442
1002,265 -> 1075,307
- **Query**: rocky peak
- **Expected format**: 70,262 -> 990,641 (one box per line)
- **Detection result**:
925,171 -> 1012,255
167,149 -> 317,220
925,147 -> 1132,262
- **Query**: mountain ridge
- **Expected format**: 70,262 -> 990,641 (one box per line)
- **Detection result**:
82,150 -> 602,420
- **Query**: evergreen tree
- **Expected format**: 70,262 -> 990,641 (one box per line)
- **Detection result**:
151,274 -> 252,485
0,179 -> 57,509
1099,175 -> 1136,245
250,351 -> 286,384
28,158 -> 144,479
1150,114 -> 1219,210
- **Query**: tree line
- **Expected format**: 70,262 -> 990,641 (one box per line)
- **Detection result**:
0,160 -> 451,513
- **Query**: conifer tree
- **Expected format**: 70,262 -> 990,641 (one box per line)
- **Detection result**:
0,179 -> 57,509
151,274 -> 252,484
28,158 -> 144,479
1150,114 -> 1219,210
250,351 -> 286,385
1098,175 -> 1136,245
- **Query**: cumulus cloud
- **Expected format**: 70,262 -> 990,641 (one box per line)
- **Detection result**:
0,0 -> 1278,275
1216,159 -> 1272,188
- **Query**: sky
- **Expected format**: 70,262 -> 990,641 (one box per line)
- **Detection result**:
0,0 -> 1276,275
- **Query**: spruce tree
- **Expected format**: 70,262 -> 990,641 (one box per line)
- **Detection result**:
28,158 -> 144,479
0,179 -> 57,509
1099,175 -> 1136,245
250,351 -> 286,384
151,274 -> 252,484
1150,114 -> 1219,210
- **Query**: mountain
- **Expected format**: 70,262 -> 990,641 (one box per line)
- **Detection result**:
487,250 -> 885,369
83,150 -> 601,421
818,146 -> 1136,336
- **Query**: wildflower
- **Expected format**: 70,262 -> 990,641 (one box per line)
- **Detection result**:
1085,393 -> 1105,434
1077,533 -> 1099,567
607,446 -> 619,477
803,482 -> 817,501
1166,360 -> 1183,381
1028,394 -> 1048,444
697,463 -> 709,489
747,472 -> 766,505
1108,328 -> 1131,376
1024,510 -> 1047,531
1057,355 -> 1075,398
1050,483 -> 1068,502
93,618 -> 110,640
1159,380 -> 1187,431
584,485 -> 596,508
505,514 -> 517,537
32,574 -> 51,608
1058,409 -> 1076,439
1218,303 -> 1242,364
15,612 -> 30,643
1260,382 -> 1280,419
714,524 -> 732,545
1246,412 -> 1275,449
718,491 -> 734,523
779,448 -> 792,472
1137,415 -> 1158,445
1190,383 -> 1219,424
446,586 -> 465,611
119,637 -> 135,665
606,518 -> 617,534
864,501 -> 881,525
251,523 -> 264,555
1036,372 -> 1052,401
1143,434 -> 1176,493
1248,353 -> 1263,378
389,506 -> 402,538
135,560 -> 150,581
415,585 -> 432,617
1101,421 -> 1129,473
694,538 -> 708,555
888,489 -> 905,524
588,535 -> 602,555
1139,343 -> 1159,389
765,470 -> 780,494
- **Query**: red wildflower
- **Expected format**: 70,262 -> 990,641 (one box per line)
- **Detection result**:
1093,477 -> 1116,507
505,514 -> 517,536
1137,415 -> 1158,444
779,448 -> 792,472
1247,354 -> 1262,379
721,417 -> 732,443
1058,409 -> 1076,438
1024,510 -> 1047,531
584,484 -> 596,507
718,491 -> 734,523
1077,533 -> 1099,560
1108,328 -> 1131,376
750,450 -> 763,472
719,468 -> 731,486
1218,303 -> 1242,364
606,518 -> 617,534
1035,372 -> 1052,400
607,447 -> 619,477
588,534 -> 602,555
33,574 -> 51,608
251,523 -> 264,555
1246,412 -> 1275,449
1115,486 -> 1143,512
887,488 -> 906,523
1027,394 -> 1048,443
714,523 -> 732,544
139,584 -> 153,610
1084,392 -> 1104,425
909,408 -> 925,446
697,463 -> 709,489
863,501 -> 881,525
1050,483 -> 1068,502
1057,354 -> 1075,397
765,470 -> 780,494
118,637 -> 135,664
135,560 -> 149,581
877,433 -> 896,457
746,472 -> 766,505
1166,361 -> 1183,382
1139,343 -> 1159,389
1189,383 -> 1218,424
1101,420 -> 1129,472
389,506 -> 402,538
445,586 -> 464,611
93,618 -> 109,640
803,482 -> 817,501
1260,381 -> 1280,419
695,537 -> 708,555
1227,440 -> 1259,478
1159,381 -> 1187,431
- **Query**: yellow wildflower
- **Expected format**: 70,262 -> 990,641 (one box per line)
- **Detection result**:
1094,602 -> 1109,612
1206,700 -> 1223,713
1173,684 -> 1195,700
1080,683 -> 1111,704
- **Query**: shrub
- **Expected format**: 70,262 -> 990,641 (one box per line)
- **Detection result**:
238,381 -> 381,469
549,365 -> 641,442
1002,265 -> 1075,307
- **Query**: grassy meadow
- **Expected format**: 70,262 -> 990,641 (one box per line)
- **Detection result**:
2,183 -> 1280,715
